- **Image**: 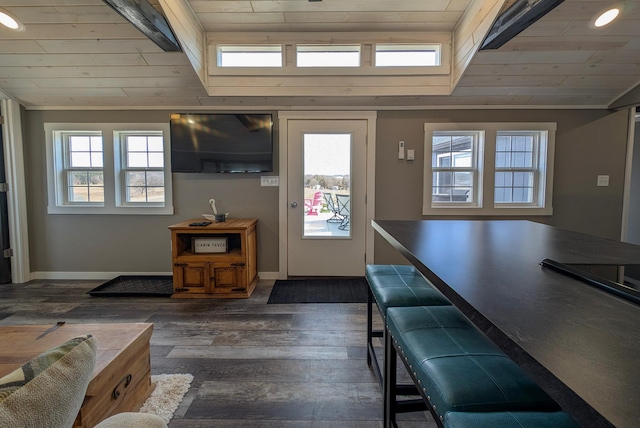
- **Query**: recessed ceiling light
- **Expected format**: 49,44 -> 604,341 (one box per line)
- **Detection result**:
591,6 -> 621,28
0,8 -> 24,31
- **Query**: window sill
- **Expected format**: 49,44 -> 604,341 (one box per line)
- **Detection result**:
47,205 -> 174,215
422,206 -> 553,216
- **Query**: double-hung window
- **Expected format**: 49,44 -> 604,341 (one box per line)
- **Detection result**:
494,131 -> 540,205
116,132 -> 165,205
63,132 -> 104,204
423,123 -> 555,216
46,123 -> 173,215
431,131 -> 481,206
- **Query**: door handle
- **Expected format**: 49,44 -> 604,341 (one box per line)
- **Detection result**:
290,202 -> 298,208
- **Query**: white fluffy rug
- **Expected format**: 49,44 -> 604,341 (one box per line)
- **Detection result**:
139,374 -> 194,423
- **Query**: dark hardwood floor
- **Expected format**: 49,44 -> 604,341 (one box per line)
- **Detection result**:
0,279 -> 434,427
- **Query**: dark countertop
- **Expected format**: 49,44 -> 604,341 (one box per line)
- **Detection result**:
372,219 -> 640,428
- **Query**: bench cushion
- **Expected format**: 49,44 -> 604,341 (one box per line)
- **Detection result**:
387,306 -> 559,416
444,411 -> 581,428
366,265 -> 450,313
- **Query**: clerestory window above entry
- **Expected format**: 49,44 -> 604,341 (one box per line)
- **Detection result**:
217,45 -> 283,67
296,45 -> 361,67
375,44 -> 441,67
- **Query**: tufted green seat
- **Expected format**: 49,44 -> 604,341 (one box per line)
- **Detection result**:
385,306 -> 559,426
365,264 -> 450,387
443,411 -> 581,428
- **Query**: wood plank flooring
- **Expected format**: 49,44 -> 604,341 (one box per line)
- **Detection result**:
0,279 -> 434,428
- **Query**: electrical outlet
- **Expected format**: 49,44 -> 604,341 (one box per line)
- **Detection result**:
261,176 -> 279,187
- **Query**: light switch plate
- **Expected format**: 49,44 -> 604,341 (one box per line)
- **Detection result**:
261,176 -> 279,186
597,175 -> 609,187
407,149 -> 415,161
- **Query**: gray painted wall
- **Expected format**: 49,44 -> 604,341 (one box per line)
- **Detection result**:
627,121 -> 640,245
23,108 -> 630,274
25,110 -> 280,274
373,109 -> 629,264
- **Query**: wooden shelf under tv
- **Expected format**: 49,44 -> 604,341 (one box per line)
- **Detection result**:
168,218 -> 258,299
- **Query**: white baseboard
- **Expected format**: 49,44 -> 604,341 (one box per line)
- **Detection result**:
29,271 -> 280,281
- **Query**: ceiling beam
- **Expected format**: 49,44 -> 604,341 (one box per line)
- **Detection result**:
102,0 -> 182,52
157,0 -> 207,89
480,0 -> 564,50
609,83 -> 640,111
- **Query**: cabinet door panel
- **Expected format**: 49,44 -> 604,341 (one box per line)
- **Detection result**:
174,262 -> 211,293
211,264 -> 243,294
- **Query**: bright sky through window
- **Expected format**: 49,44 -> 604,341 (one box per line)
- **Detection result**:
304,134 -> 351,176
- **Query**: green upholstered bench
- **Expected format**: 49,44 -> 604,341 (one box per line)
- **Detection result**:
444,411 -> 581,428
365,264 -> 450,387
384,306 -> 561,428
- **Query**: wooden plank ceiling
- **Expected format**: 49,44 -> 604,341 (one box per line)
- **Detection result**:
0,0 -> 638,109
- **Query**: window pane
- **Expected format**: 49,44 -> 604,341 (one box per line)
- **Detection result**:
90,137 -> 102,151
375,44 -> 439,67
89,171 -> 103,186
70,136 -> 90,152
148,136 -> 164,152
496,136 -> 511,152
70,187 -> 88,202
127,171 -> 146,186
91,153 -> 103,168
218,45 -> 282,67
127,136 -> 148,152
454,171 -> 472,186
147,171 -> 164,186
496,152 -> 509,168
128,152 -> 148,168
88,186 -> 104,202
495,188 -> 509,203
127,187 -> 147,202
148,153 -> 164,168
147,187 -> 165,203
302,133 -> 351,238
70,171 -> 87,186
432,136 -> 452,167
71,152 -> 91,168
297,45 -> 360,67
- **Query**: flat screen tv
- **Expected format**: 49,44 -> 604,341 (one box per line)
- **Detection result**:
170,113 -> 273,173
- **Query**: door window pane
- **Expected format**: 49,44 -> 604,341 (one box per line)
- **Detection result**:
303,133 -> 351,237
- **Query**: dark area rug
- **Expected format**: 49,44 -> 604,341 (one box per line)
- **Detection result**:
87,275 -> 173,297
267,277 -> 368,304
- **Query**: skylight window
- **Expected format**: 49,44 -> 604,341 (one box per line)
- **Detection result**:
296,45 -> 361,67
217,45 -> 282,67
375,44 -> 440,67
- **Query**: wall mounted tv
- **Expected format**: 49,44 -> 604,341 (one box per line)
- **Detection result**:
170,113 -> 273,173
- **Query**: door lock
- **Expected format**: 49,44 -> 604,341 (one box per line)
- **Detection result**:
290,202 -> 298,208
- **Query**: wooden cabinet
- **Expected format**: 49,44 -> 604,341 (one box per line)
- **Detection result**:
169,218 -> 259,298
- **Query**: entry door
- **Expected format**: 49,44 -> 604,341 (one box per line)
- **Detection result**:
287,120 -> 367,276
0,124 -> 10,283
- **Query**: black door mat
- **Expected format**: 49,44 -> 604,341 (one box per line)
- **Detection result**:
88,275 -> 174,297
267,277 -> 367,304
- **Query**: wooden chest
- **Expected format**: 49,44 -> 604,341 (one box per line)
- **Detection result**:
0,323 -> 154,427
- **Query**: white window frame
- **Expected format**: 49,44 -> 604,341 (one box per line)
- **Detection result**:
57,130 -> 105,207
45,123 -> 173,215
216,45 -> 283,67
374,43 -> 441,67
423,122 -> 555,216
494,131 -> 545,207
296,44 -> 361,67
431,131 -> 483,208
